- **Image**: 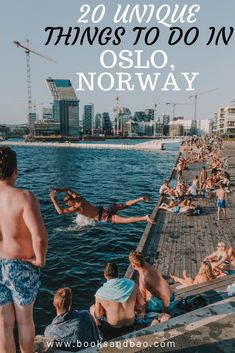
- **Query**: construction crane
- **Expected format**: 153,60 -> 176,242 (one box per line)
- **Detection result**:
13,40 -> 55,135
189,88 -> 219,121
165,102 -> 191,121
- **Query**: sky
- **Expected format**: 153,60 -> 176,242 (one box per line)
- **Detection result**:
0,0 -> 235,124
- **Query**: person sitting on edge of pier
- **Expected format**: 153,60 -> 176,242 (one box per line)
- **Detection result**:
129,251 -> 175,316
170,261 -> 216,288
204,242 -> 235,270
90,262 -> 146,340
44,287 -> 101,350
50,188 -> 156,224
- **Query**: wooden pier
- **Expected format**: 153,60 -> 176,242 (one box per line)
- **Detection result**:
35,142 -> 235,353
126,141 -> 235,280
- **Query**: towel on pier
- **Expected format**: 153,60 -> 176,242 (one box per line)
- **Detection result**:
95,278 -> 135,302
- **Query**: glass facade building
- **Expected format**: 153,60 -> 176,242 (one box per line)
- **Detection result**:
46,79 -> 79,136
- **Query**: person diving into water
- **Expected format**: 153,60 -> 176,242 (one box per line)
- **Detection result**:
50,188 -> 155,224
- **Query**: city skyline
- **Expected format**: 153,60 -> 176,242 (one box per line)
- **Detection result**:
1,0 -> 235,124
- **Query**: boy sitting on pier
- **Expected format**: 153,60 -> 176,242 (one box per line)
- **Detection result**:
50,188 -> 155,224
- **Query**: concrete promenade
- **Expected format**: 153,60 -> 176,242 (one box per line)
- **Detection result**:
0,139 -> 180,152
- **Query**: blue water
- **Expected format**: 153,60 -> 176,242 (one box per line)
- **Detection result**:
13,141 -> 179,333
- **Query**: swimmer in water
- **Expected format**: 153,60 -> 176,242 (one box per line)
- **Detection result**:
50,188 -> 156,224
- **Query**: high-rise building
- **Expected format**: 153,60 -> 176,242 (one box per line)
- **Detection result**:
163,114 -> 170,126
83,103 -> 94,135
102,112 -> 112,135
46,78 -> 79,136
94,113 -> 102,130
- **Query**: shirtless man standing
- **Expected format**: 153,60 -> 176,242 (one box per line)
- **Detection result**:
216,183 -> 227,221
90,262 -> 145,339
129,251 -> 175,316
0,147 -> 48,353
199,166 -> 207,193
50,188 -> 155,224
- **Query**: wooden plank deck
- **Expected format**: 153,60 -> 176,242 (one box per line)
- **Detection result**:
126,142 -> 235,280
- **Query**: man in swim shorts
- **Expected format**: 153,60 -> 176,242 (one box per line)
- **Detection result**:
129,251 -> 175,316
216,183 -> 227,221
50,188 -> 155,224
0,147 -> 48,353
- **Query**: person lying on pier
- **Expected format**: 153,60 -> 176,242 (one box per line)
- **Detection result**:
129,251 -> 175,316
159,199 -> 200,215
50,188 -> 155,224
90,262 -> 146,340
204,242 -> 235,271
44,287 -> 101,349
170,261 -> 216,288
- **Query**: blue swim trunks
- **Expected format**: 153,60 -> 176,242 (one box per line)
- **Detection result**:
146,292 -> 175,313
217,199 -> 226,209
0,259 -> 40,306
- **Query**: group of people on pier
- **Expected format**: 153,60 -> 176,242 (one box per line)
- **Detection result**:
159,136 -> 230,220
0,136 -> 234,353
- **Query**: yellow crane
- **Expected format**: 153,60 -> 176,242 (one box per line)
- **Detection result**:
13,40 -> 55,135
189,88 -> 219,121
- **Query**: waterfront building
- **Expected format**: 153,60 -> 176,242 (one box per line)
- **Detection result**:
0,125 -> 10,137
163,114 -> 170,126
94,113 -> 102,130
196,119 -> 213,136
42,107 -> 53,120
215,104 -> 235,137
144,109 -> 155,121
137,121 -> 155,136
34,119 -> 60,136
83,103 -> 94,135
46,78 -> 79,136
133,111 -> 150,122
102,112 -> 112,135
6,124 -> 28,136
115,107 -> 132,136
169,123 -> 184,137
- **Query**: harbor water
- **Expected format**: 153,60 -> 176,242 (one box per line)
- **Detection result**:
12,140 -> 179,333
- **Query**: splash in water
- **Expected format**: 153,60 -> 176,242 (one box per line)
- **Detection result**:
75,214 -> 96,227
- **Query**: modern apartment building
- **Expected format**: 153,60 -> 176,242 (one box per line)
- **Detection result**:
83,103 -> 94,135
46,78 -> 79,136
215,104 -> 235,136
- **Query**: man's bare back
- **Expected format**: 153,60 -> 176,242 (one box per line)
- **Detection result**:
96,285 -> 139,327
139,264 -> 172,307
0,185 -> 47,264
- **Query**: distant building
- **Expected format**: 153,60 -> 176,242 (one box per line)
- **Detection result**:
215,104 -> 235,136
137,121 -> 155,136
42,107 -> 53,120
46,78 -> 79,136
94,113 -> 102,130
163,114 -> 170,126
0,125 -> 10,137
34,119 -> 60,136
196,119 -> 213,136
145,109 -> 155,121
169,119 -> 196,136
102,112 -> 112,135
115,107 -> 132,136
169,124 -> 184,137
83,103 -> 94,135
